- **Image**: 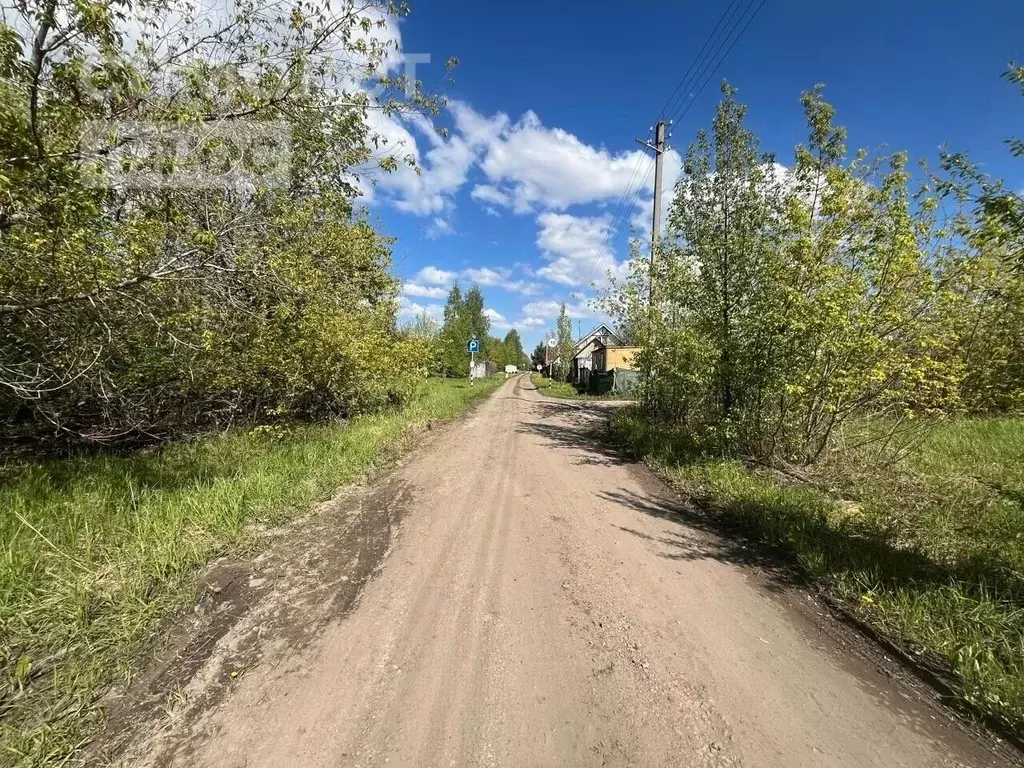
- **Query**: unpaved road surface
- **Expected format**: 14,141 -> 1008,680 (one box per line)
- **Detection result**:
121,376 -> 1015,767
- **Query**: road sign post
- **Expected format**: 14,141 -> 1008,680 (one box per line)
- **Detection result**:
467,337 -> 480,384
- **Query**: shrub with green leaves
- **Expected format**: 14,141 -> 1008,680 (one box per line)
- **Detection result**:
0,0 -> 441,447
607,77 -> 1023,464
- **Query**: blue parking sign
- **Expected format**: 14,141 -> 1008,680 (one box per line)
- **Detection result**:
467,338 -> 480,353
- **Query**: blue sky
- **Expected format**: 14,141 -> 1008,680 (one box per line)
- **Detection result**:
358,0 -> 1024,349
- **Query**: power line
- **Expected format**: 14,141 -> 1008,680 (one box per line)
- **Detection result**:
583,3 -> 752,292
588,0 -> 768,291
617,0 -> 763,229
600,141 -> 651,249
588,140 -> 653,284
665,0 -> 767,128
604,0 -> 752,237
655,0 -> 747,122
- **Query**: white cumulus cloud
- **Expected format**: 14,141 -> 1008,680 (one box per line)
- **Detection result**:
474,111 -> 655,214
402,282 -> 448,299
411,265 -> 541,296
520,297 -> 599,320
470,184 -> 511,207
519,316 -> 547,328
415,266 -> 458,285
484,307 -> 510,330
399,296 -> 444,320
425,217 -> 456,239
534,212 -> 623,287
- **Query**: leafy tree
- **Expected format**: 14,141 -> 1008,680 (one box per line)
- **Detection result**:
481,328 -> 527,370
610,82 -> 959,462
437,283 -> 490,376
0,0 -> 445,445
437,284 -> 468,375
530,341 -> 547,370
554,304 -> 574,380
404,312 -> 441,339
932,62 -> 1024,411
401,311 -> 441,376
0,0 -> 455,757
774,87 -> 957,460
484,336 -> 504,367
463,284 -> 491,342
502,329 -> 525,368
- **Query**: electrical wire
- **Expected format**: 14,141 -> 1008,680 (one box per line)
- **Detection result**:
583,3 -> 752,291
655,0 -> 747,123
666,0 -> 767,128
579,0 -> 768,292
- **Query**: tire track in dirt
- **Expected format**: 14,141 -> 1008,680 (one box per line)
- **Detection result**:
114,375 -> 1017,768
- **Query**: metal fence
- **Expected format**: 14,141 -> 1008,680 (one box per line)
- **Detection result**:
586,368 -> 640,395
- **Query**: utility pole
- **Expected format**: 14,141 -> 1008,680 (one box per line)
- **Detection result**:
637,120 -> 668,305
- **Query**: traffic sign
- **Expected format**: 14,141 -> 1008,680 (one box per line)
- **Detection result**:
467,338 -> 480,353
546,338 -> 557,348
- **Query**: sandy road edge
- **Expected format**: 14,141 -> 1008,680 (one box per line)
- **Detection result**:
565,389 -> 1024,764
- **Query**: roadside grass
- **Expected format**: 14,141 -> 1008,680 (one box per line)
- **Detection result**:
0,376 -> 501,767
610,408 -> 1024,734
531,373 -> 632,400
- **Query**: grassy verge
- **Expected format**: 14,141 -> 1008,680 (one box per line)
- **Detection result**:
0,376 -> 502,766
611,407 -> 1024,734
531,373 -> 632,400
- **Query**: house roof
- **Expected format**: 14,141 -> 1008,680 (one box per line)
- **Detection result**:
572,323 -> 622,357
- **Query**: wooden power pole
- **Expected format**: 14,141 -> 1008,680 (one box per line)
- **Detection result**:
637,121 -> 668,305
649,121 -> 667,305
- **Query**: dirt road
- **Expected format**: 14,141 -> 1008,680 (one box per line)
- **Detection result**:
123,376 -> 1013,767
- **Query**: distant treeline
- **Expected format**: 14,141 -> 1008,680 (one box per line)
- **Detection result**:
403,284 -> 528,376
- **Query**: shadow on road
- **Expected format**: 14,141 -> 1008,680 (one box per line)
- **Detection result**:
518,397 -> 803,589
519,393 -> 1024,605
516,399 -> 631,467
597,487 -> 804,593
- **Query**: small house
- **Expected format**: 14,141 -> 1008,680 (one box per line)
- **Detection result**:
591,338 -> 639,373
590,338 -> 641,395
570,323 -> 623,385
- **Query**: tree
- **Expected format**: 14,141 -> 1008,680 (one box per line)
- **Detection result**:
531,341 -> 547,370
463,284 -> 491,342
0,0 -> 447,445
655,82 -> 790,445
401,311 -> 441,376
932,62 -> 1024,411
775,87 -> 958,460
503,329 -> 525,368
403,312 -> 441,340
437,283 -> 492,376
438,285 -> 469,376
611,82 -> 957,462
554,304 -> 574,381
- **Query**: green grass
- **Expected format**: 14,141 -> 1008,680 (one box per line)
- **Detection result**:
0,376 -> 502,767
611,408 -> 1024,734
531,373 -> 632,400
